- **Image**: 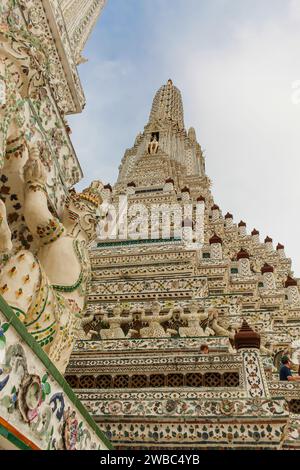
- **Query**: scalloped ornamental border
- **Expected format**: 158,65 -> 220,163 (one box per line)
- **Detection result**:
0,294 -> 113,450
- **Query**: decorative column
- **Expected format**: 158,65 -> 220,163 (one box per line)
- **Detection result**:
211,204 -> 220,222
285,276 -> 300,304
102,183 -> 112,202
197,195 -> 206,204
238,220 -> 247,236
127,182 -> 136,195
224,212 -> 233,228
264,236 -> 273,252
234,320 -> 270,398
261,263 -> 276,289
209,233 -> 223,260
181,187 -> 190,202
163,178 -> 174,192
182,217 -> 193,243
237,249 -> 251,276
276,243 -> 286,259
251,228 -> 260,243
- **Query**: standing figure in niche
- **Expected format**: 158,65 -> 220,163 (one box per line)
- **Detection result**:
148,135 -> 159,155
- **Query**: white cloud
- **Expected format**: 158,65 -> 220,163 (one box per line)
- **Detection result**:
289,0 -> 300,22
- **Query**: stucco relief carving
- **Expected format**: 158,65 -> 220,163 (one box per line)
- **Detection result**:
0,147 -> 103,373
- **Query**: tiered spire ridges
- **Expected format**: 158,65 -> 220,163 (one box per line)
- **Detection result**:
114,80 -> 296,288
149,79 -> 185,130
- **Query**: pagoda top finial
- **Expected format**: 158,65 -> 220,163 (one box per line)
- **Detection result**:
149,80 -> 184,130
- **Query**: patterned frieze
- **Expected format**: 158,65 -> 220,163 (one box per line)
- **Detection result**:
228,282 -> 257,293
73,336 -> 230,353
77,389 -> 248,402
88,276 -> 207,301
196,265 -> 231,276
67,357 -> 243,377
126,192 -> 178,204
285,308 -> 300,320
90,249 -> 198,267
98,417 -> 288,449
269,382 -> 300,400
91,263 -> 195,280
80,395 -> 287,420
93,240 -> 186,255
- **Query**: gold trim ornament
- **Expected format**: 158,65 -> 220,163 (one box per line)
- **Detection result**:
69,180 -> 103,208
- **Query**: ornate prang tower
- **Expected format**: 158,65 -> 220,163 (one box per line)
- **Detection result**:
117,79 -> 206,189
67,80 -> 300,450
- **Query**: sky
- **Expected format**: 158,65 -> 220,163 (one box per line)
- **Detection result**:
68,0 -> 300,275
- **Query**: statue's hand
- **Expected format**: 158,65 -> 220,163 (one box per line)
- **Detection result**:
24,146 -> 47,185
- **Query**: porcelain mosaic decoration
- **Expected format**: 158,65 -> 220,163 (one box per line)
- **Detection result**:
67,79 -> 300,450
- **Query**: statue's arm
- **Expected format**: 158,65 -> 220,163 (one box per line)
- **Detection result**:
160,311 -> 173,322
121,314 -> 133,324
179,311 -> 188,321
23,148 -> 65,245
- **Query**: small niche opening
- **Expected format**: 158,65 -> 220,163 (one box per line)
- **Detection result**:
151,131 -> 160,141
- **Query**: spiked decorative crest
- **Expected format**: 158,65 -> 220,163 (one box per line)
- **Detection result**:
70,180 -> 104,207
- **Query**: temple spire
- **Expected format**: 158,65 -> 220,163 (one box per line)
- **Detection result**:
149,79 -> 185,130
117,80 -> 206,185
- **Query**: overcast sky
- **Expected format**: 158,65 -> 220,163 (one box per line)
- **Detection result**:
68,0 -> 300,276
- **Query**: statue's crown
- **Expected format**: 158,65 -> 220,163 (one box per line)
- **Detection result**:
71,180 -> 104,207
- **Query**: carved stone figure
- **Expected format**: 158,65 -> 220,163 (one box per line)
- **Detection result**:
209,309 -> 240,338
0,54 -> 33,169
260,341 -> 274,356
207,308 -> 240,351
148,135 -> 159,155
0,55 -> 34,255
0,147 -> 103,373
77,314 -> 98,340
100,303 -> 133,340
140,299 -> 176,338
178,300 -> 208,337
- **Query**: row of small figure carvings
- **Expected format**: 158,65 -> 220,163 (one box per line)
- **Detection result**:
83,299 -> 243,346
82,300 -> 300,360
